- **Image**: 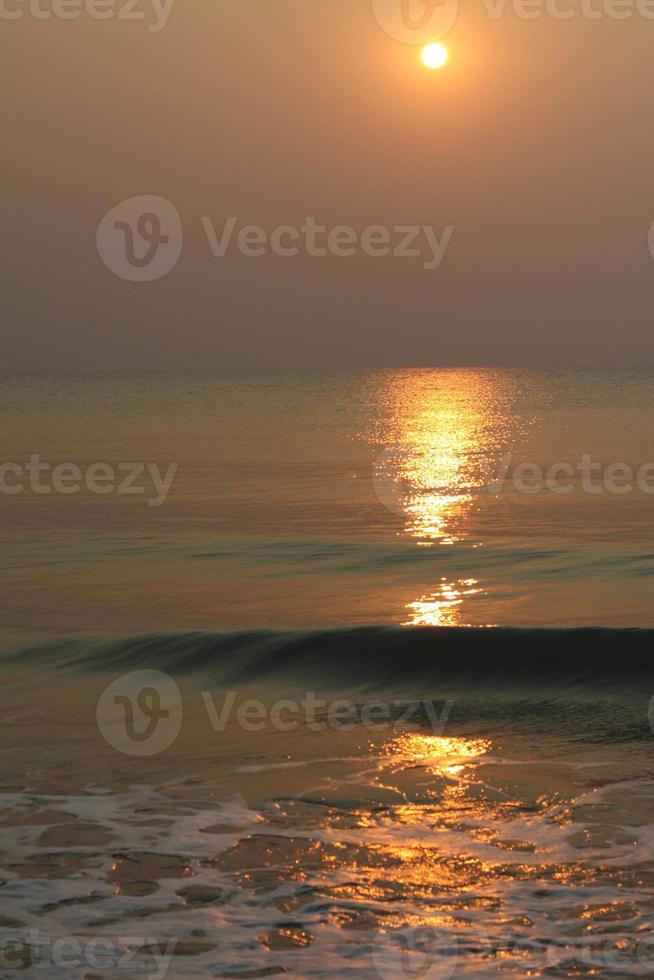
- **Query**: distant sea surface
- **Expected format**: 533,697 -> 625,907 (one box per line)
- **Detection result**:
2,367 -> 654,639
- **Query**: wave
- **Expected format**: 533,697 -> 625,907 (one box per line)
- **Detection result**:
5,626 -> 654,694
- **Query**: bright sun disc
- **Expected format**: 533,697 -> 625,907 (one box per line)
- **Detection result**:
421,43 -> 448,70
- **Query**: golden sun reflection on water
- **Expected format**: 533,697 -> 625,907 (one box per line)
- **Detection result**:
372,372 -> 498,548
386,733 -> 492,776
402,476 -> 473,547
369,370 -> 524,626
404,577 -> 484,626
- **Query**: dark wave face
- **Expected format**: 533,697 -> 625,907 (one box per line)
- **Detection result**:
7,626 -> 654,692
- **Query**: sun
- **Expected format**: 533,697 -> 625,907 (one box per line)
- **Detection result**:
421,43 -> 448,70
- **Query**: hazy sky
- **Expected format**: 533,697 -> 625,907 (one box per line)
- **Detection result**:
3,0 -> 654,370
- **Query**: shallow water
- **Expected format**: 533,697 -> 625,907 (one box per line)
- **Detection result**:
1,686 -> 654,977
2,631 -> 654,978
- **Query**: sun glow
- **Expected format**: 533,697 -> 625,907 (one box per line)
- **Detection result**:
421,43 -> 448,70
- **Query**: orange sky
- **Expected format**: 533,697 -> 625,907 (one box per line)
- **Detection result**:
2,0 -> 653,369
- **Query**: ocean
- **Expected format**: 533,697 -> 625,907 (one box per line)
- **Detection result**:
2,368 -> 654,978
